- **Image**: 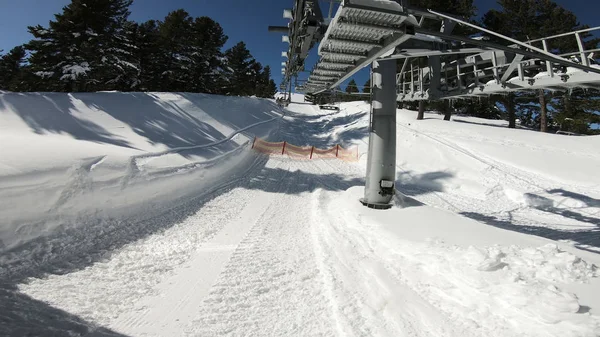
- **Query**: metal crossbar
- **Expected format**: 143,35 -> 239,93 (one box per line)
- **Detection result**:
273,0 -> 600,101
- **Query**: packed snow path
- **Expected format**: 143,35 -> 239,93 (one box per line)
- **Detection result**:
1,97 -> 599,336
11,156 -> 480,337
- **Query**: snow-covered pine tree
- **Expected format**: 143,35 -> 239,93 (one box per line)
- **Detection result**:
0,46 -> 26,91
158,10 -> 194,92
26,0 -> 137,92
188,17 -> 228,94
223,42 -> 257,96
115,20 -> 142,91
130,20 -> 162,91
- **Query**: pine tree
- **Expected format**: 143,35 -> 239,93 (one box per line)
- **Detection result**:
250,61 -> 264,97
158,9 -> 194,92
254,65 -> 276,98
187,16 -> 228,93
0,46 -> 26,91
363,78 -> 371,94
551,89 -> 600,134
132,20 -> 162,91
26,0 -> 136,92
223,42 -> 257,96
113,20 -> 141,91
413,0 -> 475,33
345,79 -> 359,94
265,79 -> 277,98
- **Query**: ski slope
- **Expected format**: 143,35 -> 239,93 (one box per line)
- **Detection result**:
1,92 -> 599,336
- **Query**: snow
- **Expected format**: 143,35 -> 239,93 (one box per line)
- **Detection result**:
86,28 -> 98,37
34,71 -> 54,78
0,91 -> 282,252
60,62 -> 90,80
348,0 -> 405,12
1,94 -> 599,336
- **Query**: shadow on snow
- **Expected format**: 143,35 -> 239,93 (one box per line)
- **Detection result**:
0,157 -> 368,336
0,92 -> 282,158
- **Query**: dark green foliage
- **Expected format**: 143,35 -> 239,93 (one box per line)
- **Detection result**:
157,9 -> 194,92
412,0 -> 476,34
345,79 -> 359,94
482,0 -> 599,52
222,42 -> 258,96
26,0 -> 136,92
363,78 -> 371,94
254,66 -> 277,98
6,1 -> 276,98
188,16 -> 228,93
0,46 -> 26,91
551,89 -> 600,134
129,20 -> 162,91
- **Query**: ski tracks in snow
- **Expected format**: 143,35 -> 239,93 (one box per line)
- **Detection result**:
183,159 -> 336,336
113,160 -> 289,336
396,122 -> 600,233
310,187 -> 470,337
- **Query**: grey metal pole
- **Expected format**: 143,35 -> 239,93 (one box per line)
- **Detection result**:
360,59 -> 397,210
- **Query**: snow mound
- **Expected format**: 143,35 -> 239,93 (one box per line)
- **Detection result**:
326,186 -> 600,336
465,244 -> 598,283
0,91 -> 283,252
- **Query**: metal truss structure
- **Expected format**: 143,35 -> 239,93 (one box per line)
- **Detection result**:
395,13 -> 600,102
274,0 -> 600,100
270,0 -> 600,209
269,0 -> 328,92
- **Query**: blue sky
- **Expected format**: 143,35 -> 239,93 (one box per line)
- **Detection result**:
0,0 -> 599,91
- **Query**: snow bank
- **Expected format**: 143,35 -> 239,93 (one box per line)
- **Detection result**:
287,101 -> 600,333
0,92 -> 283,252
318,186 -> 600,336
316,102 -> 600,245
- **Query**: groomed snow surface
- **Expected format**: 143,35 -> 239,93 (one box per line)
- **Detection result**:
0,91 -> 599,336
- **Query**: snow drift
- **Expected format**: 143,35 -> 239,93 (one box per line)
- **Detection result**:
0,91 -> 283,252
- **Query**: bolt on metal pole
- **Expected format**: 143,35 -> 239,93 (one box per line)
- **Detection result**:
360,59 -> 397,210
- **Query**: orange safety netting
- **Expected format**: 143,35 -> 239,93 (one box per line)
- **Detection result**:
251,138 -> 358,162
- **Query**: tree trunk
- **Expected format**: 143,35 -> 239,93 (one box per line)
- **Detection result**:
443,100 -> 451,121
562,93 -> 572,131
417,100 -> 425,120
564,93 -> 572,116
507,94 -> 516,128
539,89 -> 547,132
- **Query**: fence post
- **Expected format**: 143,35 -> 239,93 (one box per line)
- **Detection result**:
310,146 -> 315,159
282,141 -> 287,155
251,136 -> 257,149
336,144 -> 339,157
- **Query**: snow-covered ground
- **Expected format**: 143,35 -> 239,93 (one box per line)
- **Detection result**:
1,92 -> 599,336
